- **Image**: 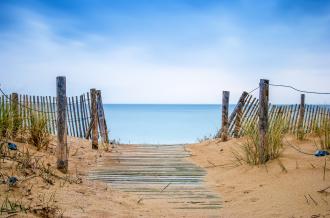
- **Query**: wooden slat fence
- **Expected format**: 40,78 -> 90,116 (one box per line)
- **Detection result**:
0,91 -> 108,141
221,92 -> 330,137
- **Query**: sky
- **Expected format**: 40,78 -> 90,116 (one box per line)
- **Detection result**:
0,0 -> 330,104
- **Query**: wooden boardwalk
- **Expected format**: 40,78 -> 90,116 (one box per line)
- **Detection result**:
88,144 -> 222,215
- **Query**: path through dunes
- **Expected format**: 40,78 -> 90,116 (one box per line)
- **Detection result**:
88,144 -> 222,216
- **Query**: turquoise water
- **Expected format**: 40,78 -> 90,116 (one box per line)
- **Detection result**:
104,104 -> 235,144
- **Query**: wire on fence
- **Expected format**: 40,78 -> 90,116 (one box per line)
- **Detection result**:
270,83 -> 330,95
248,87 -> 259,94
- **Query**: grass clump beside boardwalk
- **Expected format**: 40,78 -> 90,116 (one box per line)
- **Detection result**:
28,113 -> 51,150
233,117 -> 288,165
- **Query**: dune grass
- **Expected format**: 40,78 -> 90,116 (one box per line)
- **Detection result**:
0,103 -> 14,140
314,118 -> 330,150
233,116 -> 288,165
0,102 -> 50,150
27,113 -> 51,150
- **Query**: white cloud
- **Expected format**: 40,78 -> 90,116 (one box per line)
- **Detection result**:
0,6 -> 330,104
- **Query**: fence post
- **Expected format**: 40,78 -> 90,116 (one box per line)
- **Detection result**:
234,91 -> 248,138
56,76 -> 68,173
91,88 -> 99,149
298,94 -> 305,135
221,91 -> 230,141
96,90 -> 109,144
258,79 -> 269,164
11,93 -> 19,137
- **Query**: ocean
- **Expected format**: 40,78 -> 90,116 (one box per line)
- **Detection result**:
103,104 -> 235,144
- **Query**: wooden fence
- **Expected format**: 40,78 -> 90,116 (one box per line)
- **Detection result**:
0,90 -> 108,142
221,91 -> 330,137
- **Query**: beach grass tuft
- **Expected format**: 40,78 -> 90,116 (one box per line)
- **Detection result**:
27,113 -> 51,150
232,116 -> 288,165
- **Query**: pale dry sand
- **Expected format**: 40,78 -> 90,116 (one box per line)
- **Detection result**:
2,135 -> 330,217
0,137 -> 178,218
187,135 -> 330,218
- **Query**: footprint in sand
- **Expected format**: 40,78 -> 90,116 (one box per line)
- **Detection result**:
243,190 -> 252,194
249,197 -> 259,202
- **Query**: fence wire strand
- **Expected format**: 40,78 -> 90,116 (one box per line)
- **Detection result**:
270,83 -> 330,95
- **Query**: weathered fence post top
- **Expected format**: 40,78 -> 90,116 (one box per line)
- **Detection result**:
258,79 -> 269,164
221,91 -> 230,141
56,76 -> 68,173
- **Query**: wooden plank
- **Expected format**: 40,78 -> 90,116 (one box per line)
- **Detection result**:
315,106 -> 322,131
82,93 -> 90,137
49,96 -> 56,135
268,105 -> 276,126
37,96 -> 41,118
19,94 -> 23,129
91,89 -> 99,149
233,92 -> 249,138
24,95 -> 29,129
66,97 -> 72,136
76,96 -> 83,138
290,104 -> 298,133
310,105 -> 316,132
85,117 -> 94,139
32,96 -> 36,117
27,95 -> 32,127
70,97 -> 77,137
244,99 -> 259,132
11,93 -> 19,137
292,104 -> 300,133
53,97 -> 57,135
80,95 -> 86,138
97,90 -> 109,143
228,91 -> 248,136
239,97 -> 257,136
308,105 -> 314,132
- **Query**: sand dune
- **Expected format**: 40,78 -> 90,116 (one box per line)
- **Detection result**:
187,135 -> 330,218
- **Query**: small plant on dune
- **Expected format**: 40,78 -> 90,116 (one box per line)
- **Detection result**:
28,113 -> 51,150
197,134 -> 215,143
233,116 -> 287,165
314,118 -> 330,150
0,104 -> 14,140
99,142 -> 111,151
0,102 -> 24,141
296,127 -> 306,141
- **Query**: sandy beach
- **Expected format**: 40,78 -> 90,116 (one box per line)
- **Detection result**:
1,134 -> 329,217
0,137 -> 173,217
187,136 -> 330,217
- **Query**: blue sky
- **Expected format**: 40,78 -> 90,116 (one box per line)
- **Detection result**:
0,0 -> 330,103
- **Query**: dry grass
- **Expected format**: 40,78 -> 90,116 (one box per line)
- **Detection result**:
1,103 -> 50,151
27,113 -> 51,150
0,103 -> 14,140
232,116 -> 287,165
0,141 -> 81,217
314,118 -> 330,150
